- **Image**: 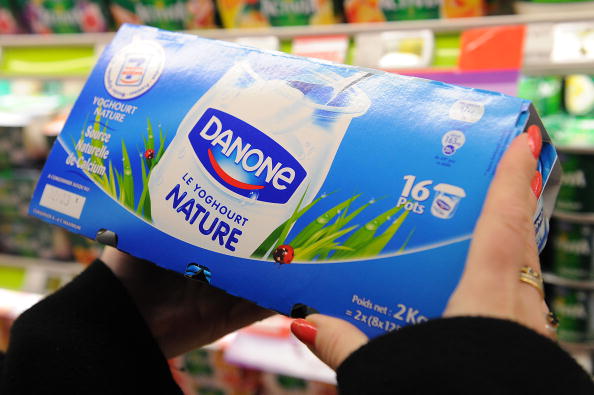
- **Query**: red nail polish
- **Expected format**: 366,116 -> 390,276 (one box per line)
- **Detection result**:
527,125 -> 542,159
291,319 -> 317,346
531,171 -> 542,198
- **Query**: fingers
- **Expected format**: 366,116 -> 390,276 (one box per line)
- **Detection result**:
444,130 -> 550,335
291,314 -> 368,370
465,133 -> 541,280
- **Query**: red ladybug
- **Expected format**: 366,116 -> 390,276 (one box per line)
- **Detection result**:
273,244 -> 294,264
144,149 -> 155,160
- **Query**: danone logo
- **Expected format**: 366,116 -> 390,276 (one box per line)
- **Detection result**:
188,108 -> 307,204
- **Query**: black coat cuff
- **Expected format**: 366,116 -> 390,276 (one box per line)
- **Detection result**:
337,317 -> 593,394
0,259 -> 182,395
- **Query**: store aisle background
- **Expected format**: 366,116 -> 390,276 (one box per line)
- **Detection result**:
2,0 -> 594,392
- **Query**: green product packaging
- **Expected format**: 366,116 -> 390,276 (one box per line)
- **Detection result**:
344,0 -> 439,22
110,0 -> 216,30
216,0 -> 336,28
551,217 -> 594,280
19,0 -> 111,33
540,113 -> 568,144
556,148 -> 594,216
550,285 -> 593,343
517,76 -> 562,117
548,116 -> 594,148
262,0 -> 314,25
385,0 -> 439,20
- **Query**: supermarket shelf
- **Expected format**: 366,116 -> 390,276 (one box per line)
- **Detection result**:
523,62 -> 594,77
543,272 -> 594,290
553,211 -> 594,224
0,74 -> 89,81
1,11 -> 594,47
1,13 -> 594,78
0,253 -> 83,276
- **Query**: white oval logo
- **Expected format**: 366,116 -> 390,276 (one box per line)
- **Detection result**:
449,100 -> 484,123
441,130 -> 465,156
104,40 -> 165,100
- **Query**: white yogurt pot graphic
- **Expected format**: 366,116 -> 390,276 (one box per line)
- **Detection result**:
148,56 -> 371,257
431,183 -> 466,220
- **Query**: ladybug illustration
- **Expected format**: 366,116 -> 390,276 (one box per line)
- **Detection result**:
273,244 -> 294,264
144,149 -> 155,160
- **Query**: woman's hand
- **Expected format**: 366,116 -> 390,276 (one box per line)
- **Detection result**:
290,128 -> 548,369
101,247 -> 273,358
442,129 -> 549,335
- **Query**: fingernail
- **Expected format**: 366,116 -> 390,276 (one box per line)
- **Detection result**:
531,171 -> 542,198
527,125 -> 542,159
291,318 -> 317,346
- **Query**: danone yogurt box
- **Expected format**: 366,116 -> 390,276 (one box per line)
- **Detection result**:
29,24 -> 560,337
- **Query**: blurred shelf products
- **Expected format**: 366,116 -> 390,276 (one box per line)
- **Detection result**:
0,0 -> 580,35
520,72 -> 594,357
0,78 -> 102,266
2,4 -> 594,382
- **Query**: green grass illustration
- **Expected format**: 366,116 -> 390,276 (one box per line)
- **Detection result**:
251,192 -> 411,262
73,110 -> 166,221
75,111 -> 410,260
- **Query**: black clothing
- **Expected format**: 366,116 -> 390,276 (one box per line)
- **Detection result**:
0,261 -> 182,395
1,260 -> 592,394
338,317 -> 594,394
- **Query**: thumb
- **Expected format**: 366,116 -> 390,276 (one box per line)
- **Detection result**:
291,314 -> 368,370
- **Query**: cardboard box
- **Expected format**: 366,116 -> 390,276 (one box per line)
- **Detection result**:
29,24 -> 560,337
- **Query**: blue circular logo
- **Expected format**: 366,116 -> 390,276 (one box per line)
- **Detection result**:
443,145 -> 456,156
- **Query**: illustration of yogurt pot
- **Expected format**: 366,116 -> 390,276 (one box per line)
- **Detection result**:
430,183 -> 466,219
148,56 -> 371,257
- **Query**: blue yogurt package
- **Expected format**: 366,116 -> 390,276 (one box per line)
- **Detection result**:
29,24 -> 561,337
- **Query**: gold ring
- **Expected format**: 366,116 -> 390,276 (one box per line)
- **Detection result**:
519,266 -> 544,299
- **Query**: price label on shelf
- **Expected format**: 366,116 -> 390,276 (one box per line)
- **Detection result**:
551,22 -> 594,63
291,35 -> 349,64
354,30 -> 434,70
523,23 -> 554,67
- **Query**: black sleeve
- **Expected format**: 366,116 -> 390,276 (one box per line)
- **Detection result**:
0,260 -> 182,395
337,316 -> 594,394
